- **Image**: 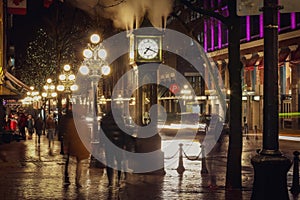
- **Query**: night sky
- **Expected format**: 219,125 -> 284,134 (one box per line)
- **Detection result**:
10,0 -> 53,58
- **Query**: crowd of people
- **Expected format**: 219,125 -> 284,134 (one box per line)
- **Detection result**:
1,105 -> 137,188
1,107 -> 57,146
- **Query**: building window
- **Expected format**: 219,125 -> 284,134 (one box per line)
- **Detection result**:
251,15 -> 260,39
280,13 -> 291,32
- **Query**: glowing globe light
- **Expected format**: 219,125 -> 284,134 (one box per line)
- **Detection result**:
101,65 -> 111,75
57,85 -> 65,92
70,84 -> 78,91
59,74 -> 66,81
79,65 -> 89,75
83,49 -> 93,59
98,49 -> 107,59
68,74 -> 76,81
63,64 -> 71,72
90,34 -> 100,44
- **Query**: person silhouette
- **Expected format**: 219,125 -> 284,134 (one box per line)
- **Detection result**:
101,107 -> 129,187
46,114 -> 55,148
61,110 -> 90,187
34,116 -> 44,145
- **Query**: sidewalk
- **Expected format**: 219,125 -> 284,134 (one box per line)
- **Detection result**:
280,128 -> 300,137
0,133 -> 298,200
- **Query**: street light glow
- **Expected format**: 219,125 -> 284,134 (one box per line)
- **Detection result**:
98,49 -> 107,59
79,65 -> 89,75
64,64 -> 71,72
83,49 -> 93,58
57,85 -> 65,91
47,78 -> 52,84
51,92 -> 57,97
59,74 -> 66,81
101,65 -> 111,75
68,74 -> 76,81
50,85 -> 55,90
90,34 -> 100,44
70,84 -> 78,91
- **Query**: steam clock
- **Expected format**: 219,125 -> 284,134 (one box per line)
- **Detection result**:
130,18 -> 165,174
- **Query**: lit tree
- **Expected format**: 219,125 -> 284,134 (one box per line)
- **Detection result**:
15,2 -> 93,90
17,28 -> 57,90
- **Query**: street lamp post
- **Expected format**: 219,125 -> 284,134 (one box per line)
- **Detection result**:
79,33 -> 110,168
42,78 -> 57,115
42,78 -> 57,136
24,86 -> 42,109
251,0 -> 292,199
57,64 -> 78,112
57,64 -> 78,155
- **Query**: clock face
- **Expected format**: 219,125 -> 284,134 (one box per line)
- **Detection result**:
137,38 -> 160,60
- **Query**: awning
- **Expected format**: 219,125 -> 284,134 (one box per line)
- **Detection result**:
0,71 -> 30,99
0,84 -> 19,98
5,71 -> 30,91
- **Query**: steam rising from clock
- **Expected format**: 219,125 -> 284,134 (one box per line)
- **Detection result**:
69,0 -> 174,30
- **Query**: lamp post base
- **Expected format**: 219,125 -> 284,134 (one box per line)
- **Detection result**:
251,152 -> 292,200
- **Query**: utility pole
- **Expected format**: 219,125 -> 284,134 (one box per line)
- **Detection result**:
251,0 -> 292,199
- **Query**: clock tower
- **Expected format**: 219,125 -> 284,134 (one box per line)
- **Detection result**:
135,35 -> 162,62
130,17 -> 165,175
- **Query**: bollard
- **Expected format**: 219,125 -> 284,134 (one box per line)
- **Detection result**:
200,145 -> 208,174
245,125 -> 249,140
176,143 -> 185,174
290,151 -> 300,195
254,125 -> 258,140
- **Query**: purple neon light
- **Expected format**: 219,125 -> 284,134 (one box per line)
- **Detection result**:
226,7 -> 229,44
246,16 -> 250,41
278,12 -> 280,32
259,14 -> 263,38
218,21 -> 222,49
211,20 -> 215,51
203,0 -> 207,51
204,21 -> 207,51
211,0 -> 214,51
218,0 -> 222,49
291,13 -> 296,29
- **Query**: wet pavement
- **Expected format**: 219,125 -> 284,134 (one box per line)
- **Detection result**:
0,131 -> 299,200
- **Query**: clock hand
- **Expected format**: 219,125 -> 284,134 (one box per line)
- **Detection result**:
144,47 -> 151,54
148,48 -> 157,53
144,47 -> 157,54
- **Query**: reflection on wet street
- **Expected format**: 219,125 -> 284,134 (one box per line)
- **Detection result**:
0,132 -> 298,199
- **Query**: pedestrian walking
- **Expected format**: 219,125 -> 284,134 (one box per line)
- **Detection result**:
46,114 -> 55,148
101,108 -> 130,187
18,112 -> 27,140
61,110 -> 90,187
34,116 -> 44,145
4,115 -> 11,131
243,116 -> 248,138
10,113 -> 18,133
27,114 -> 34,140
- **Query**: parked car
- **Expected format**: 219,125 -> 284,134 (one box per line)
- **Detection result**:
197,113 -> 229,135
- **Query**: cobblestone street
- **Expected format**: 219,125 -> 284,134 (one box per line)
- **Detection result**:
0,132 -> 299,200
